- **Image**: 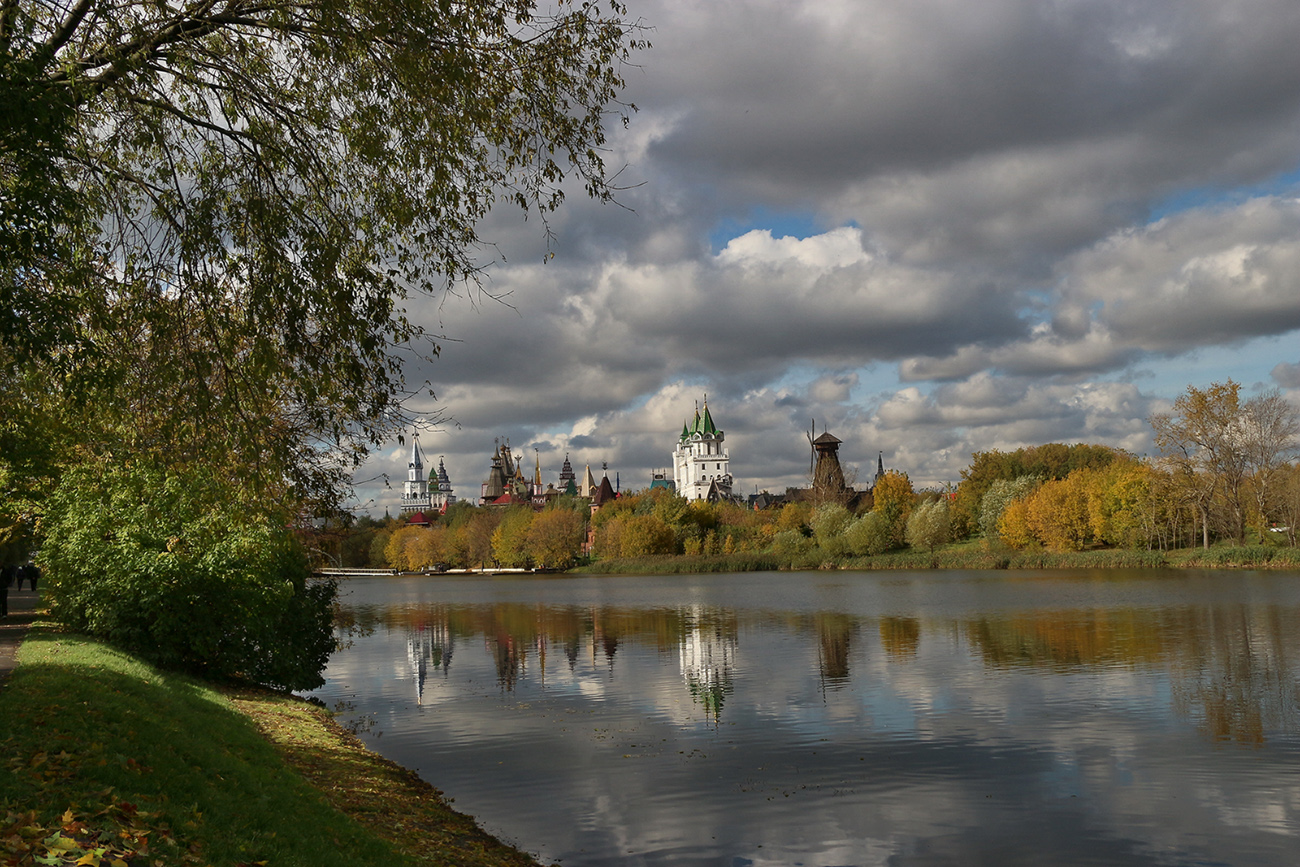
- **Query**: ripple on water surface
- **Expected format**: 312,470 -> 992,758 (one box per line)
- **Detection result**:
312,570 -> 1300,867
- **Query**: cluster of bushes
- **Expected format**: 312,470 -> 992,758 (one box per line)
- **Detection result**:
40,464 -> 336,691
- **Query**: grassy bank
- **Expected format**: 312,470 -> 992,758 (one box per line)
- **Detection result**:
0,625 -> 544,867
578,543 -> 1300,574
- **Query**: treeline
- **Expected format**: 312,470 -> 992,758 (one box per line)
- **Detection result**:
317,381 -> 1300,570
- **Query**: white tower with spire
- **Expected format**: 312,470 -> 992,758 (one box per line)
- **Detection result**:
673,397 -> 733,502
401,434 -> 432,515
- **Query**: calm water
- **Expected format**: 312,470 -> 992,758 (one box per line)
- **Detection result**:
308,570 -> 1300,866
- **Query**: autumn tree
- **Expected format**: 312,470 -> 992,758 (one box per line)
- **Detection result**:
602,513 -> 674,558
492,507 -> 537,567
871,469 -> 915,550
1024,475 -> 1092,552
385,526 -> 424,572
997,498 -> 1035,549
1150,381 -> 1250,547
526,507 -> 586,569
1085,461 -> 1156,549
460,509 -> 503,569
953,444 -> 1121,537
1240,389 -> 1300,541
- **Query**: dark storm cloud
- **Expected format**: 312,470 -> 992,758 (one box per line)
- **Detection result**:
640,0 -> 1300,198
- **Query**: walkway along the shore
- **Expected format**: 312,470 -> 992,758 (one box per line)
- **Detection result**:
0,588 -> 41,687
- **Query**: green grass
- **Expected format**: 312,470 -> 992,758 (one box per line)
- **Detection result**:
0,625 -> 408,867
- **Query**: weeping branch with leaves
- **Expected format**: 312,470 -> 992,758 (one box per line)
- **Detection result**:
2,0 -> 645,512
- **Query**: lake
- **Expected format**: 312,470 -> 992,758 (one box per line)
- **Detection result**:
307,570 -> 1300,866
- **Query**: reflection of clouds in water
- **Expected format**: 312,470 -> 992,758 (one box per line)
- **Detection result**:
308,573 -> 1300,866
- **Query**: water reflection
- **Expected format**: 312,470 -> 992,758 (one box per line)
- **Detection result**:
360,597 -> 1300,744
679,609 -> 738,720
316,571 -> 1300,866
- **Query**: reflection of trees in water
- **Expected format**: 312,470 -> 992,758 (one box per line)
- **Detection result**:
1169,605 -> 1299,745
878,617 -> 920,661
487,631 -> 526,690
965,605 -> 1300,744
815,612 -> 856,686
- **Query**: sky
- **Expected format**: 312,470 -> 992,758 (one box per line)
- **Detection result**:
352,0 -> 1300,515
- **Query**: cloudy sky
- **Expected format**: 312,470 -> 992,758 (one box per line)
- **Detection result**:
354,0 -> 1300,515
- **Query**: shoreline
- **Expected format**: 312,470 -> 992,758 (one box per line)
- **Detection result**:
0,621 -> 549,867
227,686 -> 549,867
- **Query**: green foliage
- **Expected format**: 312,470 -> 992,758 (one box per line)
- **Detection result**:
979,476 -> 1041,538
2,0 -> 646,550
844,511 -> 893,556
811,503 -> 853,557
39,463 -> 336,690
771,529 -> 815,562
905,498 -> 952,554
1169,545 -> 1278,567
368,529 -> 393,567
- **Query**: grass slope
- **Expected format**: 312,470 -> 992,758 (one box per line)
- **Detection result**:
0,625 -> 544,867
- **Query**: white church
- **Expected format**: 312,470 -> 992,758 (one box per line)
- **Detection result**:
401,433 -> 456,515
673,398 -> 734,502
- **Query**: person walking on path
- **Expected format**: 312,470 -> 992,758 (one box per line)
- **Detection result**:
1,564 -> 13,618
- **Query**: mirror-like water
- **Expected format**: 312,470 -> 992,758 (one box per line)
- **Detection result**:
309,570 -> 1300,866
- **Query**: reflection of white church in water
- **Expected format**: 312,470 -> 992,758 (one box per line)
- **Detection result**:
401,433 -> 456,516
679,608 -> 737,720
407,622 -> 454,705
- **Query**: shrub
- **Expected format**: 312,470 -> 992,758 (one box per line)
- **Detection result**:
771,528 -> 814,561
905,498 -> 952,553
40,463 -> 337,691
811,503 -> 853,557
844,511 -> 893,556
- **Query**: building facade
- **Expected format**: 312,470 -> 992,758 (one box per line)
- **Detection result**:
673,398 -> 733,502
402,433 -> 456,515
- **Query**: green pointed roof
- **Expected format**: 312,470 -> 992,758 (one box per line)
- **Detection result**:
701,402 -> 717,436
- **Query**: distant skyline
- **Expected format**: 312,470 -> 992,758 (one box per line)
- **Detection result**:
353,0 -> 1300,516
